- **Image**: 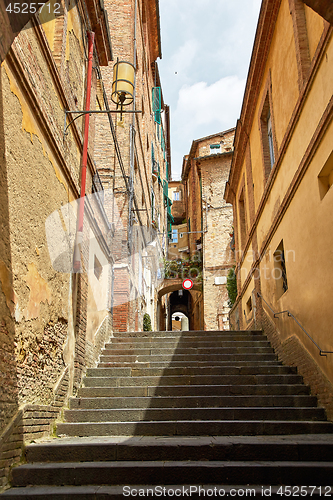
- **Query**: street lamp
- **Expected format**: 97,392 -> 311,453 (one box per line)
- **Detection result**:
111,59 -> 135,118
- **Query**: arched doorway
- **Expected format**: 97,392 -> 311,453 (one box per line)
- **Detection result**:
157,279 -> 204,331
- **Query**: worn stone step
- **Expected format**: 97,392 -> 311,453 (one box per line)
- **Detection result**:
23,435 -> 333,463
56,420 -> 333,437
69,394 -> 319,410
2,484 -> 332,499
111,330 -> 263,338
105,337 -> 270,347
101,346 -> 275,356
97,359 -> 283,368
88,365 -> 296,378
105,332 -> 268,348
10,460 -> 333,487
77,383 -> 311,398
99,353 -> 278,363
82,373 -> 303,388
63,407 -> 327,423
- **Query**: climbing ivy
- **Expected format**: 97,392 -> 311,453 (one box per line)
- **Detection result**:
226,266 -> 237,307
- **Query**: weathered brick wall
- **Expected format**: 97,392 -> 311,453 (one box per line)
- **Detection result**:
85,314 -> 111,368
0,1 -> 112,489
258,307 -> 333,421
94,0 -> 168,332
17,320 -> 67,405
230,298 -> 333,421
200,134 -> 235,331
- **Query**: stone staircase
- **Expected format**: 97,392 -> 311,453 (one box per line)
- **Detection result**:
2,329 -> 333,498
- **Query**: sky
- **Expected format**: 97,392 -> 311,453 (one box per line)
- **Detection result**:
158,0 -> 262,180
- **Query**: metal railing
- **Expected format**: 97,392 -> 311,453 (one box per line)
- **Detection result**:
257,292 -> 333,357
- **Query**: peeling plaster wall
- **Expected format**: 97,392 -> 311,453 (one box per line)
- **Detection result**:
0,5 -> 111,448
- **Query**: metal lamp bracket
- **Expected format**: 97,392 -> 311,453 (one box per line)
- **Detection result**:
63,109 -> 142,137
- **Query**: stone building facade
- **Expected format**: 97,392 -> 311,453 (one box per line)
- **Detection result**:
0,0 -> 113,486
0,0 -> 169,488
94,0 -> 170,333
225,0 -> 333,418
182,130 -> 235,331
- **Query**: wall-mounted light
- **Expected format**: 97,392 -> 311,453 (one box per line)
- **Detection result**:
111,59 -> 135,118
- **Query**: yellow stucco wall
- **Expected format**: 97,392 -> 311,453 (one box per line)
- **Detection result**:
232,0 -> 333,388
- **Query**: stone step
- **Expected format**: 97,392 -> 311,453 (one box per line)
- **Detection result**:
82,373 -> 303,388
23,435 -> 333,463
101,346 -> 275,355
77,383 -> 311,398
88,365 -> 296,378
1,485 -> 332,499
69,394 -> 319,410
105,337 -> 270,347
63,407 -> 327,423
10,460 -> 333,487
56,420 -> 333,437
97,359 -> 283,368
99,353 -> 278,363
111,330 -> 263,338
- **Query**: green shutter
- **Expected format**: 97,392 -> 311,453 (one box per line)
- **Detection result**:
152,87 -> 161,124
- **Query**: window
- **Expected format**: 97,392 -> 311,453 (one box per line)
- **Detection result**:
94,256 -> 102,280
273,240 -> 288,299
267,111 -> 275,167
238,188 -> 247,249
173,191 -> 180,201
318,150 -> 333,200
246,296 -> 252,315
210,144 -> 221,154
172,229 -> 178,243
259,76 -> 276,182
152,87 -> 161,124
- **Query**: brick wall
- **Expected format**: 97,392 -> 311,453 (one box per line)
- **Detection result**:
258,306 -> 333,421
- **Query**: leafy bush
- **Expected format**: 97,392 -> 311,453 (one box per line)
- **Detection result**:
226,266 -> 237,307
143,313 -> 152,331
164,258 -> 202,281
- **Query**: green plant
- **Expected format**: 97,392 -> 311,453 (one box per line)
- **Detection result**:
143,313 -> 152,331
226,266 -> 237,307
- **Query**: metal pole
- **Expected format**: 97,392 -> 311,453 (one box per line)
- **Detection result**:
73,31 -> 95,272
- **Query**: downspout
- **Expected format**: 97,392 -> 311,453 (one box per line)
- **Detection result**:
128,0 -> 138,249
65,30 -> 95,399
73,31 -> 95,271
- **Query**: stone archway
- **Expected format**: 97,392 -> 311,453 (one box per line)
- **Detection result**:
157,278 -> 204,331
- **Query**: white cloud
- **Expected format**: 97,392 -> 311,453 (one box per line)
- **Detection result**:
158,0 -> 262,179
168,76 -> 246,179
175,76 -> 245,127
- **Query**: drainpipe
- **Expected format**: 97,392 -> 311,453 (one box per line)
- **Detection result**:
128,0 -> 138,248
73,31 -> 95,272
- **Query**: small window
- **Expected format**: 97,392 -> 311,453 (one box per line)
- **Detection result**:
173,192 -> 180,201
259,87 -> 276,182
94,255 -> 103,280
273,240 -> 288,299
210,144 -> 221,154
238,188 -> 247,249
172,229 -> 178,243
180,233 -> 183,238
246,296 -> 252,315
267,112 -> 275,168
318,150 -> 333,200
